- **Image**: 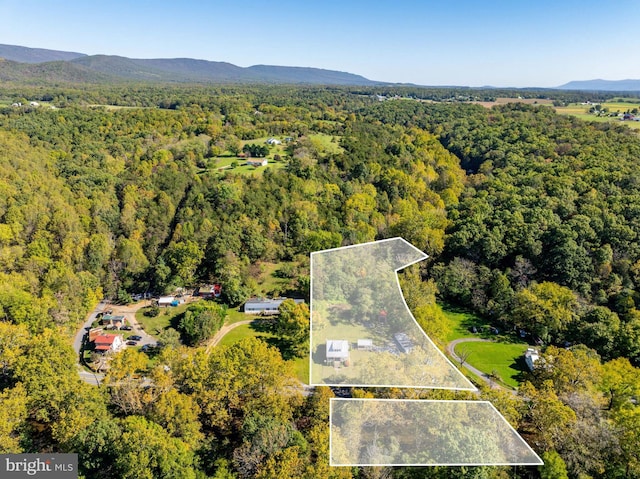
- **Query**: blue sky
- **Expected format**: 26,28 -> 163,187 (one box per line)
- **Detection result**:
2,0 -> 640,87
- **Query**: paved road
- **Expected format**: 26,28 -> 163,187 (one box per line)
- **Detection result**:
446,337 -> 512,392
72,300 -> 107,359
77,368 -> 104,386
73,300 -> 157,385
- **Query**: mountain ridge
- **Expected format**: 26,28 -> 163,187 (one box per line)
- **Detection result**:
0,44 -> 378,85
557,79 -> 640,91
0,44 -> 86,63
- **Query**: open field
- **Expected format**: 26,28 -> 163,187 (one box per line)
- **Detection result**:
454,341 -> 529,389
441,303 -> 531,388
441,305 -> 492,342
472,97 -> 554,108
210,155 -> 287,176
87,104 -> 152,110
308,133 -> 343,155
249,261 -> 298,297
217,322 -> 275,347
555,102 -> 640,130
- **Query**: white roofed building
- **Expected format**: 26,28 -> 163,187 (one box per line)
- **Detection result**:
326,340 -> 350,364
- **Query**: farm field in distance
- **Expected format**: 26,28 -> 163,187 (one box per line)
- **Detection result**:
555,98 -> 640,129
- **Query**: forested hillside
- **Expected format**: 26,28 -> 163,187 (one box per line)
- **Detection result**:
0,85 -> 639,478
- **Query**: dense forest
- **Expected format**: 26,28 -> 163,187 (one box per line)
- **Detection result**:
0,84 -> 639,479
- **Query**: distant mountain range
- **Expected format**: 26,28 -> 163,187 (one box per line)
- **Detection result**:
3,44 -> 640,90
0,44 -> 378,86
557,79 -> 640,91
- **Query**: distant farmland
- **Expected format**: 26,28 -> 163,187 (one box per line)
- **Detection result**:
555,99 -> 640,130
471,97 -> 555,108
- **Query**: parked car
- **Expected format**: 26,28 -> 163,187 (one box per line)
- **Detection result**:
120,325 -> 133,331
128,335 -> 142,341
141,343 -> 158,353
126,340 -> 138,346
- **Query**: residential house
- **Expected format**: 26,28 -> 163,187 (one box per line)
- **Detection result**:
266,137 -> 282,145
93,334 -> 124,353
246,159 -> 268,167
326,340 -> 350,365
197,285 -> 221,298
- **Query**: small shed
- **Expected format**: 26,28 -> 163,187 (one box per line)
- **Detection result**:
524,348 -> 540,371
394,332 -> 414,354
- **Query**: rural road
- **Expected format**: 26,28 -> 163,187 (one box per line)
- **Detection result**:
205,319 -> 255,352
446,337 -> 511,391
73,300 -> 157,385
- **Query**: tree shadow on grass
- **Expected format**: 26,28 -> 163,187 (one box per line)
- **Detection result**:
262,336 -> 300,360
169,312 -> 185,331
509,356 -> 530,384
251,319 -> 275,333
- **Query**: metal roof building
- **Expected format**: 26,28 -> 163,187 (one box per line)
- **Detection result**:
244,298 -> 304,315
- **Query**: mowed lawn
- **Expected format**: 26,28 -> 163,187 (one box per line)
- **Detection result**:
217,322 -> 275,347
217,322 -> 309,383
455,341 -> 529,389
440,303 -> 530,388
211,155 -> 287,176
441,305 -> 491,342
136,302 -> 191,337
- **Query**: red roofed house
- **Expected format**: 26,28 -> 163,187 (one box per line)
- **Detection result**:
94,334 -> 124,354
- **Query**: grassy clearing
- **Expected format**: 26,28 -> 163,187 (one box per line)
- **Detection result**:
217,322 -> 275,347
291,357 -> 310,384
87,104 -> 151,110
226,307 -> 252,324
210,154 -> 287,176
136,302 -> 191,336
308,133 -> 343,155
250,261 -> 296,297
473,97 -> 554,108
441,304 -> 490,342
454,341 -> 529,389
